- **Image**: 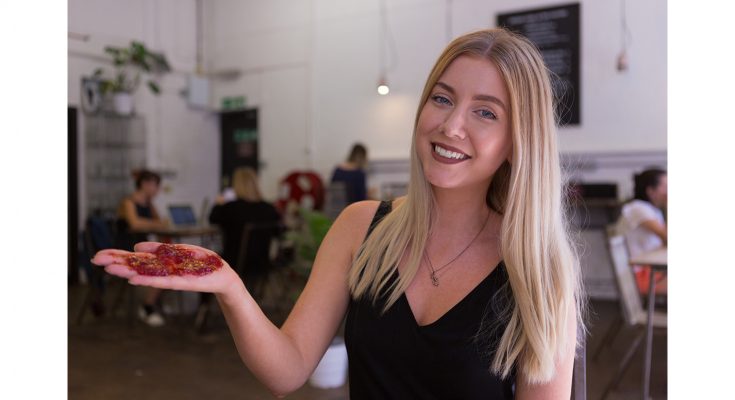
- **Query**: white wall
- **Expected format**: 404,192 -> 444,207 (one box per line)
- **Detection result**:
207,0 -> 667,200
69,0 -> 220,227
69,0 -> 667,208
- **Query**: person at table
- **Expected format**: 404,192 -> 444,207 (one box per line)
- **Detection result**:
209,167 -> 281,287
95,28 -> 584,399
116,169 -> 169,327
618,168 -> 667,294
330,143 -> 369,204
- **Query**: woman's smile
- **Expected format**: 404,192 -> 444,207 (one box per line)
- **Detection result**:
431,142 -> 471,164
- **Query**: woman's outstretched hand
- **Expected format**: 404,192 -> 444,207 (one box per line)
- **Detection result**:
91,242 -> 242,296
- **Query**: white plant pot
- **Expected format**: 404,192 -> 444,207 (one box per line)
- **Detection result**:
309,337 -> 348,389
113,92 -> 134,116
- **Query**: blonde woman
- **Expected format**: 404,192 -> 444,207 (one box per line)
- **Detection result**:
209,167 -> 281,271
95,28 -> 584,398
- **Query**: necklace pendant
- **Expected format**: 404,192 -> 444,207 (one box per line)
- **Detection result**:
431,272 -> 439,287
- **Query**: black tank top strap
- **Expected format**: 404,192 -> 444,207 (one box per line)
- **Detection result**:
365,200 -> 392,239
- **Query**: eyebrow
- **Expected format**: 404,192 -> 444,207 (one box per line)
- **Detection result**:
435,81 -> 507,111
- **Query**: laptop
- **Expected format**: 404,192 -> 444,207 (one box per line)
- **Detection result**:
168,205 -> 198,227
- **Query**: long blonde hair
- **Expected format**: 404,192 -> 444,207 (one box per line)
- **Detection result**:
347,28 -> 584,384
232,167 -> 263,202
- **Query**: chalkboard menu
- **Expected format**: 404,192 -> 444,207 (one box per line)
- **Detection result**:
497,3 -> 580,125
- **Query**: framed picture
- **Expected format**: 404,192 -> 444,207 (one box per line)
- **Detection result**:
81,77 -> 103,115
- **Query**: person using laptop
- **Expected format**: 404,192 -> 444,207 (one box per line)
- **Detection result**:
116,169 -> 169,327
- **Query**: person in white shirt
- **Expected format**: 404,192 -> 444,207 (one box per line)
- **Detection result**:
618,168 -> 667,294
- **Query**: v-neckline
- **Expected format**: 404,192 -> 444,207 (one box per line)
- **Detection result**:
398,260 -> 504,329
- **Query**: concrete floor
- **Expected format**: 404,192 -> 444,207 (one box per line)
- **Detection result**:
69,282 -> 666,399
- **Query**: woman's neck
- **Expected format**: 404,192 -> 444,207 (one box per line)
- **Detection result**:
430,183 -> 493,233
340,162 -> 358,170
131,190 -> 150,204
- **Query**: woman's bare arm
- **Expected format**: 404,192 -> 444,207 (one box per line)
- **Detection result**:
514,308 -> 577,400
640,219 -> 667,246
94,200 -> 379,396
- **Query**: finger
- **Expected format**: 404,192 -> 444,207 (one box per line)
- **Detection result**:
105,264 -> 138,279
170,243 -> 221,259
92,249 -> 132,266
133,242 -> 164,253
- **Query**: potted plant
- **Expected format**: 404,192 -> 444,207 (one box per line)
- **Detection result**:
92,41 -> 171,115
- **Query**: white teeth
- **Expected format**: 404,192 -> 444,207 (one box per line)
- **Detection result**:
434,144 -> 467,160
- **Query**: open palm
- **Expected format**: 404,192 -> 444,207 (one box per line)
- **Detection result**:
92,242 -> 241,295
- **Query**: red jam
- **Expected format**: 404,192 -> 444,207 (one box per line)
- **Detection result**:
125,244 -> 224,276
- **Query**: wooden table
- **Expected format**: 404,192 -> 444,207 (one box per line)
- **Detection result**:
629,247 -> 667,400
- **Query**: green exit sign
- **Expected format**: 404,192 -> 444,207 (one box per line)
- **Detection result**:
222,96 -> 246,110
233,129 -> 257,143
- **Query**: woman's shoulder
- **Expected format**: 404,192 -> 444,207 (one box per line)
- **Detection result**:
339,200 -> 382,222
622,199 -> 658,214
340,198 -> 403,228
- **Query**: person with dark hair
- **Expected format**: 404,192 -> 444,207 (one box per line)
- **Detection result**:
330,143 -> 369,204
116,169 -> 169,326
618,167 -> 667,294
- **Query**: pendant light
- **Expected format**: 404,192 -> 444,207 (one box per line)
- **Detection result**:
377,0 -> 397,95
617,0 -> 632,72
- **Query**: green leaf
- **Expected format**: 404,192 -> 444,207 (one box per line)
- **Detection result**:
147,81 -> 160,95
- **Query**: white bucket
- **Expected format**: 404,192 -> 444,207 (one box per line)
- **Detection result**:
309,337 -> 348,389
113,92 -> 134,116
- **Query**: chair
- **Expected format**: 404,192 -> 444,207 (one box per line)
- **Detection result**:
571,324 -> 588,400
235,222 -> 284,296
75,216 -> 136,325
195,221 -> 285,332
597,235 -> 667,400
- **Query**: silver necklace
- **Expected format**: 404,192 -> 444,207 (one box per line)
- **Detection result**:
424,210 -> 491,287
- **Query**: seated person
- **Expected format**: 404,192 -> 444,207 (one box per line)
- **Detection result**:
617,168 -> 667,295
330,143 -> 368,204
116,169 -> 169,327
209,167 -> 281,288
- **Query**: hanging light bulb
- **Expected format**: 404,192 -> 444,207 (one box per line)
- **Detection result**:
377,76 -> 390,95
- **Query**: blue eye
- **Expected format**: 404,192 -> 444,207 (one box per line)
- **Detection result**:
477,109 -> 497,120
431,95 -> 451,105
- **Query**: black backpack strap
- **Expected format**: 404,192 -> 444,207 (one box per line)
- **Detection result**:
365,200 -> 392,239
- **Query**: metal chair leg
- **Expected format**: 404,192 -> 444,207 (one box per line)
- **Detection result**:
572,330 -> 588,400
599,329 -> 645,400
75,286 -> 94,325
592,314 -> 623,362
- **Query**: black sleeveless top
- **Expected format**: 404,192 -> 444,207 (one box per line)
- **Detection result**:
116,200 -> 155,251
345,201 -> 516,399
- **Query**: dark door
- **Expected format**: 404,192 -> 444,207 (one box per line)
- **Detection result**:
220,109 -> 258,188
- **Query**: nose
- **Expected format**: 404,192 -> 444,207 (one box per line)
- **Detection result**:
440,108 -> 467,140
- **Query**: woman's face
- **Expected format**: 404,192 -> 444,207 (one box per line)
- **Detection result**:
416,55 -> 512,191
141,180 -> 160,198
647,174 -> 667,208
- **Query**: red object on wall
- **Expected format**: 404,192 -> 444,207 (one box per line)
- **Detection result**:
275,171 -> 325,213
